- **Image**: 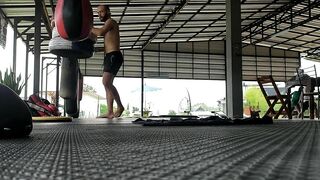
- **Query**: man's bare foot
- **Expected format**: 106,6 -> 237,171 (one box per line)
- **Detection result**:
106,112 -> 115,119
114,107 -> 124,118
97,112 -> 114,119
96,114 -> 107,118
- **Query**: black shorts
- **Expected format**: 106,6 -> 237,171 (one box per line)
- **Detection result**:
103,51 -> 123,76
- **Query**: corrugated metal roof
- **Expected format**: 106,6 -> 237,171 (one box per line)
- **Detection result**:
0,0 -> 318,57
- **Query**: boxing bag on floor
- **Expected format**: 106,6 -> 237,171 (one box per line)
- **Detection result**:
0,84 -> 33,137
55,0 -> 93,41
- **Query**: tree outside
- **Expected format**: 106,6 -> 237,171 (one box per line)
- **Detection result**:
244,87 -> 284,116
100,104 -> 107,115
244,87 -> 269,116
168,110 -> 177,115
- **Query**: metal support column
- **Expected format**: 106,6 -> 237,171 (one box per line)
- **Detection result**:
141,50 -> 144,117
12,19 -> 18,74
225,0 -> 243,118
24,35 -> 30,100
33,0 -> 42,94
45,63 -> 48,100
41,57 -> 56,98
56,56 -> 60,106
41,57 -> 45,97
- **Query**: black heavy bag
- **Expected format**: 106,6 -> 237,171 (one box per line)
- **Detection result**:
0,84 -> 33,137
60,57 -> 79,99
55,0 -> 93,41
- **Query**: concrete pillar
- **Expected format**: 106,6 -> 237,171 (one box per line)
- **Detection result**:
225,0 -> 243,118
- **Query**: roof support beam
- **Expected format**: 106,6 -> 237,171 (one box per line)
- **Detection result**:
251,11 -> 320,47
119,0 -> 130,24
49,0 -> 55,14
243,0 -> 320,46
38,0 -> 52,38
305,44 -> 320,57
275,28 -> 318,50
142,0 -> 189,50
133,0 -> 169,48
241,0 -> 279,29
0,6 -> 27,43
242,0 -> 305,33
185,0 -> 218,41
18,20 -> 35,39
164,0 -> 211,42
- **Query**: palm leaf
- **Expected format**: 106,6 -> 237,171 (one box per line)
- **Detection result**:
0,67 -> 29,95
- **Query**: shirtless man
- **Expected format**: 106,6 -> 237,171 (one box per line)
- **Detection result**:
91,5 -> 124,119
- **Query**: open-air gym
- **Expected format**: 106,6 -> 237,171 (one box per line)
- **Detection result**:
0,0 -> 320,179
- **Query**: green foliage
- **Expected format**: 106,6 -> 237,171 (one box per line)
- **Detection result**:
121,104 -> 130,116
132,106 -> 139,113
100,104 -> 107,115
244,87 -> 288,116
143,110 -> 151,117
0,68 -> 27,95
83,84 -> 97,93
192,103 -> 216,112
244,87 -> 268,115
122,109 -> 130,117
168,110 -> 177,115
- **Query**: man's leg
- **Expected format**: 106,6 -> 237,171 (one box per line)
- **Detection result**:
103,72 -> 115,119
111,84 -> 124,117
103,72 -> 124,118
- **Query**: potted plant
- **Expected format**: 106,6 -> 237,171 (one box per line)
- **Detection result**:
0,68 -> 27,95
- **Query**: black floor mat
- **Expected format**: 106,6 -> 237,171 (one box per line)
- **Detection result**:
0,120 -> 319,179
132,115 -> 273,126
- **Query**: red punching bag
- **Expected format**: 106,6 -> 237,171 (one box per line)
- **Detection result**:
55,0 -> 93,41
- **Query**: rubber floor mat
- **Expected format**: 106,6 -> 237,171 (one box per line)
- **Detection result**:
0,120 -> 319,179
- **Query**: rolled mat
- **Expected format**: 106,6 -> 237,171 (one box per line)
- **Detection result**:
32,116 -> 73,122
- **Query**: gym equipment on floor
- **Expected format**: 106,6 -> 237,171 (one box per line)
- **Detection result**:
32,116 -> 72,122
0,84 -> 33,137
132,114 -> 273,126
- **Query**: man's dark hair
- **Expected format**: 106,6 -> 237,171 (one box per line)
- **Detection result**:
104,5 -> 110,12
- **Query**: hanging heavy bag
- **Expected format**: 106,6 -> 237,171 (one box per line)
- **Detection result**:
49,27 -> 95,59
55,0 -> 93,41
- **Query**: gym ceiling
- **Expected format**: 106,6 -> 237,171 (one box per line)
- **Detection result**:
0,0 -> 319,74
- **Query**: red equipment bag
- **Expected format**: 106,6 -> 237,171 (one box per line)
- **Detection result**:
28,94 -> 60,116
